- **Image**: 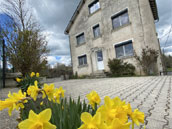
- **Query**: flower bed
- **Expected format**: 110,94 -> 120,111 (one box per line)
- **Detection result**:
0,72 -> 145,129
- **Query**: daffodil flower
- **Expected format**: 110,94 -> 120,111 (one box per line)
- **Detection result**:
18,108 -> 56,129
30,72 -> 35,77
98,96 -> 128,125
53,87 -> 65,104
16,78 -> 22,83
131,109 -> 144,126
42,84 -> 55,101
78,112 -> 106,129
0,90 -> 27,116
108,118 -> 131,129
27,81 -> 40,101
86,91 -> 101,109
36,72 -> 40,77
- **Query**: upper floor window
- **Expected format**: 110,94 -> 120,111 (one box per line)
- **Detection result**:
93,24 -> 100,38
78,55 -> 87,66
76,33 -> 85,45
89,0 -> 100,14
115,40 -> 133,58
112,9 -> 129,29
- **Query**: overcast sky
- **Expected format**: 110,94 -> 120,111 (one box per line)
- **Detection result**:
0,0 -> 172,67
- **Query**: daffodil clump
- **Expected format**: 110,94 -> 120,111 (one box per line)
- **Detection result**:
16,72 -> 40,92
79,92 -> 145,129
0,80 -> 65,129
26,80 -> 65,103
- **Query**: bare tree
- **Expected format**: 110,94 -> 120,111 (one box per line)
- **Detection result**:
0,0 -> 49,75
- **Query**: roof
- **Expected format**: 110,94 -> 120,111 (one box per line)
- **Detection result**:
149,0 -> 159,21
65,0 -> 159,34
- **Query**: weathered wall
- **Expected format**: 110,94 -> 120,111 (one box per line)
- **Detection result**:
68,0 -> 162,76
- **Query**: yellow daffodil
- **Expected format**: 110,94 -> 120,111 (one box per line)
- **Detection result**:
86,91 -> 101,109
123,103 -> 132,116
53,93 -> 60,104
27,81 -> 40,101
40,101 -> 44,106
42,84 -> 55,101
0,90 -> 27,116
36,72 -> 40,77
30,72 -> 35,77
18,108 -> 56,129
113,97 -> 126,107
78,112 -> 106,129
108,118 -> 131,129
9,90 -> 28,110
16,78 -> 22,83
0,99 -> 15,116
97,96 -> 128,125
131,109 -> 144,126
57,87 -> 65,98
53,87 -> 65,104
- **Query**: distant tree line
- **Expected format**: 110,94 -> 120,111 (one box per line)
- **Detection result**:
162,54 -> 172,71
42,63 -> 73,78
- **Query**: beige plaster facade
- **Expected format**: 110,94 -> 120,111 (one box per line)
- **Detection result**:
65,0 -> 163,76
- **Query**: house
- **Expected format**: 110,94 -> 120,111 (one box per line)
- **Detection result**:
65,0 -> 163,76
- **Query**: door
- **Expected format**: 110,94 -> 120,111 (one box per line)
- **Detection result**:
96,50 -> 104,70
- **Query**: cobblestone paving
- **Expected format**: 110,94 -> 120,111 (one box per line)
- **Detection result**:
0,76 -> 171,129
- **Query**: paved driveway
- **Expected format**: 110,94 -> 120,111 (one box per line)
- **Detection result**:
0,76 -> 171,129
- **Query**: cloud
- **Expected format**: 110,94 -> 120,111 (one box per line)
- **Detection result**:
57,56 -> 71,66
156,0 -> 172,53
165,52 -> 172,56
47,56 -> 57,68
47,55 -> 71,68
27,0 -> 80,65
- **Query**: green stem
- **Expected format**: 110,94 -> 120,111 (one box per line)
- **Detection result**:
132,121 -> 134,129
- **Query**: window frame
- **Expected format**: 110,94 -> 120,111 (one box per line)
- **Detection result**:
111,9 -> 129,29
114,40 -> 134,58
78,55 -> 87,66
88,0 -> 100,14
93,24 -> 101,38
76,33 -> 85,45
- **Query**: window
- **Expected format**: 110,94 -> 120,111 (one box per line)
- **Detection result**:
89,0 -> 100,14
78,55 -> 87,66
76,33 -> 85,45
112,9 -> 129,29
93,24 -> 100,38
97,51 -> 103,61
115,40 -> 133,58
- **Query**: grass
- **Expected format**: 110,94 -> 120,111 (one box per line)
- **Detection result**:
167,68 -> 172,72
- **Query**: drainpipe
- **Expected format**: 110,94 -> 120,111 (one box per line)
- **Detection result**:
90,49 -> 94,75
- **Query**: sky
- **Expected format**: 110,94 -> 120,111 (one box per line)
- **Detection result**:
0,0 -> 172,67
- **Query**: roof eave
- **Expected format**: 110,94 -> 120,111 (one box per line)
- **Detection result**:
149,0 -> 159,21
65,0 -> 85,35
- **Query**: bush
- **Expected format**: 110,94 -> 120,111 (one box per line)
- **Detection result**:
134,47 -> 159,75
108,58 -> 135,76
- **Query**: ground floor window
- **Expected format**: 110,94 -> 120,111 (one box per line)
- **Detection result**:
78,55 -> 87,66
115,40 -> 133,58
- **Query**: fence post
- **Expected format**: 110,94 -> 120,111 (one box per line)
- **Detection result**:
2,39 -> 5,88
